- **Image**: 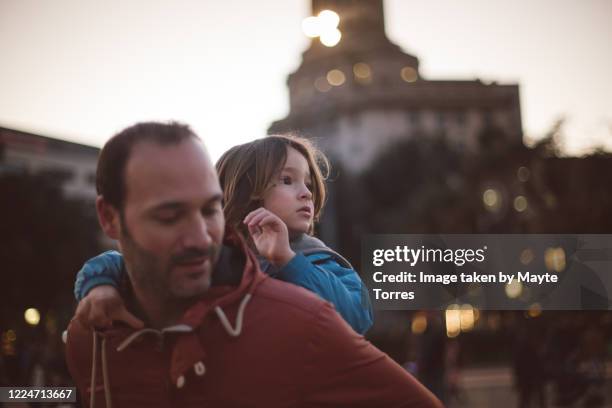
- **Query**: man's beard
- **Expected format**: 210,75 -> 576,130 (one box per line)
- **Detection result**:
119,214 -> 219,301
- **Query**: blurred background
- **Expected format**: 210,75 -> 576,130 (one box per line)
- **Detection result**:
1,0 -> 611,407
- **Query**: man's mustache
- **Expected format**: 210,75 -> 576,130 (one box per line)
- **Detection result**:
171,247 -> 216,265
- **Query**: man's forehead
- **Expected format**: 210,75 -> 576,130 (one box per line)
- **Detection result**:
130,137 -> 208,160
146,193 -> 223,212
124,138 -> 220,205
128,138 -> 211,170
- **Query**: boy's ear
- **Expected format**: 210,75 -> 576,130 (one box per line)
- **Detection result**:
96,196 -> 121,240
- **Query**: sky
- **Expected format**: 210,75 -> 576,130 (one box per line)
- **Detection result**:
0,0 -> 610,160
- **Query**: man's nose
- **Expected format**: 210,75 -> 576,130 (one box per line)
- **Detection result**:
182,214 -> 212,249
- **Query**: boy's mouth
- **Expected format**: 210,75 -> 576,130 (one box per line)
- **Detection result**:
297,206 -> 312,216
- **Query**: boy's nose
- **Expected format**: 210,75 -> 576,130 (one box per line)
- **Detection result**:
299,185 -> 312,200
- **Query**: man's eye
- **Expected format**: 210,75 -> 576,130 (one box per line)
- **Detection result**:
156,216 -> 179,224
202,206 -> 220,217
154,212 -> 181,224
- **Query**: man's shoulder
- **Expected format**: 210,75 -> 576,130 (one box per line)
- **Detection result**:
253,276 -> 331,317
64,319 -> 96,387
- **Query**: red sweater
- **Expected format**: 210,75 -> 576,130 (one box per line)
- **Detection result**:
66,241 -> 442,408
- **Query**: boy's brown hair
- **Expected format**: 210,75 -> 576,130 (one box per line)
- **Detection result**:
216,134 -> 329,238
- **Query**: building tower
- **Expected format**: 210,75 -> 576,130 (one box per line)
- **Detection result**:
269,0 -> 522,174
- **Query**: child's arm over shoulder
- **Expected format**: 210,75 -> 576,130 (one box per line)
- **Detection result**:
275,253 -> 374,334
73,251 -> 142,329
74,250 -> 125,301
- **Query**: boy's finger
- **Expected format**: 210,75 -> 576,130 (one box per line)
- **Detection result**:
243,207 -> 265,224
75,300 -> 91,328
247,211 -> 269,227
258,214 -> 281,228
114,307 -> 145,329
247,222 -> 262,237
89,308 -> 113,329
245,208 -> 267,225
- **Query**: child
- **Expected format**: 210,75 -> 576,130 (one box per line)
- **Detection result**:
74,135 -> 373,334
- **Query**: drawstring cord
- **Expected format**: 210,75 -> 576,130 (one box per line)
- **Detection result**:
90,332 -> 113,408
101,336 -> 112,408
116,325 -> 193,352
90,332 -> 97,408
86,294 -> 252,400
214,294 -> 252,337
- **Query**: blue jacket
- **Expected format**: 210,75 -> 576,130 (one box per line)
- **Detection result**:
74,238 -> 373,334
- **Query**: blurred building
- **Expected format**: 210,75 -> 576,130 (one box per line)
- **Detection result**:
269,0 -> 522,174
1,127 -> 103,388
0,126 -> 99,200
267,2 -> 612,387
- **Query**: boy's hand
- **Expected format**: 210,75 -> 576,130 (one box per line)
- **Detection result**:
75,285 -> 144,330
244,207 -> 295,267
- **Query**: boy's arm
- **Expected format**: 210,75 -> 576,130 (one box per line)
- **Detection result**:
275,254 -> 374,334
74,250 -> 125,301
74,251 -> 143,329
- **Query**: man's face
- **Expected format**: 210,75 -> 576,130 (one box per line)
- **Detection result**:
118,138 -> 225,300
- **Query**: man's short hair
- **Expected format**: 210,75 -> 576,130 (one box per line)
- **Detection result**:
96,121 -> 199,210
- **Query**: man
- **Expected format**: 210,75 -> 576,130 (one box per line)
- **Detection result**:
65,122 -> 442,407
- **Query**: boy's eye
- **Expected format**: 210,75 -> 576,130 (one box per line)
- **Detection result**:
281,176 -> 292,185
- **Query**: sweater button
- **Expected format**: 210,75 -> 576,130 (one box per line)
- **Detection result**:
176,375 -> 186,389
194,361 -> 206,376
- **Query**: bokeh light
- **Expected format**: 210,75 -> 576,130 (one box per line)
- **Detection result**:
24,308 -> 41,326
545,247 -> 566,272
411,312 -> 427,334
317,10 -> 340,28
326,69 -> 346,86
320,28 -> 342,47
353,62 -> 372,83
517,166 -> 530,182
401,66 -> 418,82
302,9 -> 342,47
513,195 -> 528,212
520,248 -> 535,265
527,303 -> 542,318
460,304 -> 476,332
505,280 -> 523,299
483,188 -> 501,212
445,304 -> 461,338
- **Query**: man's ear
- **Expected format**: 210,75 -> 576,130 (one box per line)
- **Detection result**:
96,196 -> 121,240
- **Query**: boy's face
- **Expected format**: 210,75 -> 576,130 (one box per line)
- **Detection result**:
118,138 -> 225,300
263,146 -> 314,239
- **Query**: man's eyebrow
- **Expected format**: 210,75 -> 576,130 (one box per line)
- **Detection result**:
204,193 -> 223,206
148,202 -> 185,212
148,194 -> 223,212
